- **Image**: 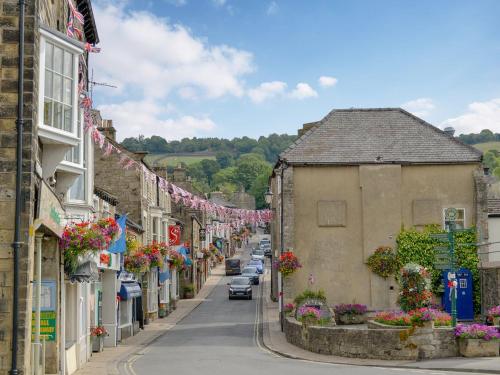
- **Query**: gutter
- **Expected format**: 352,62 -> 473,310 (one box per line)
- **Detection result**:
11,1 -> 25,374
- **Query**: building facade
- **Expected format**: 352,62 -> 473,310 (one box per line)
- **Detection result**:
271,108 -> 487,310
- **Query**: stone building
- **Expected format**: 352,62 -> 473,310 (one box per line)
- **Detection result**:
270,108 -> 487,310
231,186 -> 256,210
94,118 -> 173,324
0,1 -> 99,374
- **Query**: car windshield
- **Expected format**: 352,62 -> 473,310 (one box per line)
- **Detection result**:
260,240 -> 270,244
253,250 -> 264,255
249,260 -> 261,266
242,267 -> 257,273
231,277 -> 250,285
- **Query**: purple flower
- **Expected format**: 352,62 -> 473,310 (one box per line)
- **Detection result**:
455,324 -> 500,341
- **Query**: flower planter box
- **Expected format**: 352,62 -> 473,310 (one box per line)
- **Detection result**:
338,313 -> 366,325
92,336 -> 104,353
458,339 -> 499,357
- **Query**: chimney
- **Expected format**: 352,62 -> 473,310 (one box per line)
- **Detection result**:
173,163 -> 186,182
98,119 -> 117,141
152,166 -> 168,179
133,151 -> 149,162
443,127 -> 455,137
298,121 -> 319,137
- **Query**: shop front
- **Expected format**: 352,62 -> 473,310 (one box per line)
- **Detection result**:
118,272 -> 142,340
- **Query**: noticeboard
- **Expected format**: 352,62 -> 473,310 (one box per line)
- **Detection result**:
31,310 -> 56,342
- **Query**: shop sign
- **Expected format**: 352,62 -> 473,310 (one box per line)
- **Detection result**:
199,228 -> 206,241
35,182 -> 65,237
169,225 -> 181,246
31,311 -> 57,342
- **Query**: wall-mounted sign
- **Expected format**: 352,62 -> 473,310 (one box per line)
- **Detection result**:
35,182 -> 65,237
169,225 -> 181,246
32,280 -> 57,311
199,228 -> 206,241
31,310 -> 56,342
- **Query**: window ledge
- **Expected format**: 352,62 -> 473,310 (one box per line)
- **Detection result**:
58,162 -> 85,175
39,124 -> 79,146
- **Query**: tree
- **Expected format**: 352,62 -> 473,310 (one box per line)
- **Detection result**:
234,154 -> 271,191
213,167 -> 238,188
250,168 -> 272,209
215,151 -> 233,169
200,159 -> 220,185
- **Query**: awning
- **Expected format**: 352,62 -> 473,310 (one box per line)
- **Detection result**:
70,260 -> 98,283
119,282 -> 142,300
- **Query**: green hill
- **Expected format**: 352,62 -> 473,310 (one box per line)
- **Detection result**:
145,153 -> 215,167
473,141 -> 500,153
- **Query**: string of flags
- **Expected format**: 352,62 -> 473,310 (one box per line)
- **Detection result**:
65,0 -> 273,226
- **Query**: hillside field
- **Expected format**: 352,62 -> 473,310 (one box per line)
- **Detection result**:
473,141 -> 500,153
145,153 -> 216,167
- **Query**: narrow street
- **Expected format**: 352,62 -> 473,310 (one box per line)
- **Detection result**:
127,239 -> 483,375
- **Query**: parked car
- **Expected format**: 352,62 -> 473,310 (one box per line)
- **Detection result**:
260,238 -> 271,247
225,258 -> 241,276
263,248 -> 272,257
241,266 -> 260,285
248,259 -> 263,274
251,249 -> 265,262
228,277 -> 253,300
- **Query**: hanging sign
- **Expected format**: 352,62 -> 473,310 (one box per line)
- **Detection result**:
169,225 -> 181,246
199,228 -> 206,241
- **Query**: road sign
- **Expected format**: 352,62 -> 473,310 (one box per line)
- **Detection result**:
430,233 -> 449,241
445,207 -> 458,221
435,263 -> 450,270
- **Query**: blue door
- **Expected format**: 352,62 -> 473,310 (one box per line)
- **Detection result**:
441,268 -> 474,320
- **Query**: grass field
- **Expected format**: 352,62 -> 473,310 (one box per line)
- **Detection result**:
473,142 -> 500,153
145,153 -> 216,167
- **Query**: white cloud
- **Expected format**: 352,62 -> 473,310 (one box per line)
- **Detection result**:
212,0 -> 227,6
92,3 -> 254,99
164,0 -> 187,6
266,1 -> 279,15
318,76 -> 338,88
401,98 -> 435,118
248,81 -> 287,103
98,99 -> 216,141
441,98 -> 500,135
289,83 -> 318,100
178,86 -> 198,100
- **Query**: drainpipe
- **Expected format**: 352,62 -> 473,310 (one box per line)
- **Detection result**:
34,235 -> 43,375
11,1 -> 25,374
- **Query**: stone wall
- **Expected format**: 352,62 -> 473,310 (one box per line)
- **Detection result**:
0,1 -> 46,373
284,318 -> 458,360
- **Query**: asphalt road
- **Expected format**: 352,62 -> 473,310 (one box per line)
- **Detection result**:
130,241 -> 480,375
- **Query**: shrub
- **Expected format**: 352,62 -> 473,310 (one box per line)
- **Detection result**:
334,304 -> 368,316
293,289 -> 326,307
487,305 -> 500,317
367,246 -> 399,278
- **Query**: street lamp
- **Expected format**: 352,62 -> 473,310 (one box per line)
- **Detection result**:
264,188 -> 273,206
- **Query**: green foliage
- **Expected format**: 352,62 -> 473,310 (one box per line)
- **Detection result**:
293,289 -> 327,307
396,225 -> 480,314
458,129 -> 500,145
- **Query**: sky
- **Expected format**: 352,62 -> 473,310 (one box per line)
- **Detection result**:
90,0 -> 500,141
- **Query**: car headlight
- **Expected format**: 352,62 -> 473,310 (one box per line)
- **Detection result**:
229,288 -> 234,292
246,287 -> 252,291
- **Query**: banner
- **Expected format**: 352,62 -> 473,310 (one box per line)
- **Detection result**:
168,225 -> 181,246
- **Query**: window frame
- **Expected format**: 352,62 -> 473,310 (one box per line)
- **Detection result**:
38,28 -> 81,138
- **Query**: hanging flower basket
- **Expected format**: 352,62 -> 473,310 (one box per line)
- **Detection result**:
142,243 -> 164,268
398,263 -> 433,312
61,221 -> 110,275
273,251 -> 301,277
95,217 -> 121,243
124,252 -> 150,274
367,246 -> 399,278
201,248 -> 211,259
167,249 -> 184,270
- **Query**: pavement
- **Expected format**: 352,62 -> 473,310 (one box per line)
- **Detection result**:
73,234 -> 500,375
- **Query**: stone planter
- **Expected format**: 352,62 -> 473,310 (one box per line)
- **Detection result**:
92,336 -> 104,353
338,313 -> 366,325
493,316 -> 500,326
458,339 -> 500,357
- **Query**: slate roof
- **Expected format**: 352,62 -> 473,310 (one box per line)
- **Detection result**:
488,199 -> 500,217
281,108 -> 482,165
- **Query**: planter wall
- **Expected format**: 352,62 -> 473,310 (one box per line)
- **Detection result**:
458,339 -> 499,357
284,317 -> 458,360
338,314 -> 366,325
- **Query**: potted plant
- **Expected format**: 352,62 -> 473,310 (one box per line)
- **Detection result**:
488,306 -> 500,326
297,306 -> 321,326
284,303 -> 295,316
90,326 -> 108,353
455,324 -> 500,357
367,246 -> 399,278
273,251 -> 301,277
334,304 -> 368,324
409,307 -> 438,329
398,263 -> 433,312
183,284 -> 194,299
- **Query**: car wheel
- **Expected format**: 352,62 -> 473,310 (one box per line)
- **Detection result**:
249,295 -> 252,300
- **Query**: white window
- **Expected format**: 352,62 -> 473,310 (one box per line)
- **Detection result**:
444,208 -> 465,230
103,201 -> 111,219
68,174 -> 85,201
39,31 -> 80,134
152,217 -> 159,243
161,221 -> 167,243
64,109 -> 83,164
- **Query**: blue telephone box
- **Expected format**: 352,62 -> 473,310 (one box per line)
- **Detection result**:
441,268 -> 474,321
